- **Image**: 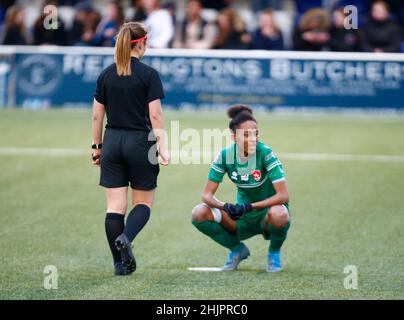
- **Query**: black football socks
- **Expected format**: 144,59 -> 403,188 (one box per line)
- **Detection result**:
105,213 -> 125,264
123,204 -> 151,243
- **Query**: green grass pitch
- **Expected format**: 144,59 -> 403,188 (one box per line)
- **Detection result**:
0,108 -> 403,299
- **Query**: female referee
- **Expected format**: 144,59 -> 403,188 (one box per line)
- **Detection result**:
191,105 -> 290,272
92,22 -> 169,276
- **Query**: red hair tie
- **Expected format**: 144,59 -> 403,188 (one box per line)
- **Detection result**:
131,35 -> 147,43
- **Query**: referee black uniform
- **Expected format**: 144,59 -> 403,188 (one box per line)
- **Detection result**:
94,57 -> 164,190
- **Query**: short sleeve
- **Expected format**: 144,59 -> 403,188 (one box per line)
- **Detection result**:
208,150 -> 227,183
147,69 -> 165,103
263,149 -> 285,184
94,72 -> 105,104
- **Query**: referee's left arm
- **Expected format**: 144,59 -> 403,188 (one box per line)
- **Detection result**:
92,98 -> 105,165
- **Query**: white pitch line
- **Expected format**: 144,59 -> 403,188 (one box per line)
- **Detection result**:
280,152 -> 404,162
0,147 -> 404,162
170,151 -> 404,162
187,267 -> 223,272
0,147 -> 88,156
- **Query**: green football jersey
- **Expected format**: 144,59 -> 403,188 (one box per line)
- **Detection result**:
208,141 -> 286,204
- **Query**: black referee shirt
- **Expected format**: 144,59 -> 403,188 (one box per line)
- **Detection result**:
94,57 -> 164,131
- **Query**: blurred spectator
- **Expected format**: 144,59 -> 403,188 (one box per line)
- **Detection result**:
329,7 -> 362,52
69,1 -> 100,46
334,0 -> 372,27
213,8 -> 251,49
33,0 -> 68,45
132,0 -> 147,22
293,8 -> 330,51
251,0 -> 283,12
172,0 -> 216,49
163,1 -> 176,47
163,1 -> 177,26
362,1 -> 401,52
58,0 -> 82,4
251,8 -> 283,50
200,0 -> 233,11
92,1 -> 124,47
2,5 -> 28,45
141,0 -> 174,48
0,0 -> 16,26
372,0 -> 404,41
294,0 -> 322,16
378,0 -> 404,23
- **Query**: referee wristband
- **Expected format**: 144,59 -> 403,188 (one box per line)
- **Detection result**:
91,143 -> 102,150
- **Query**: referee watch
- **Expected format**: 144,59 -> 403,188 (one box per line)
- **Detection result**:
92,143 -> 103,150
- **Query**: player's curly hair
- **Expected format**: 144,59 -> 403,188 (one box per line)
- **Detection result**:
227,105 -> 257,132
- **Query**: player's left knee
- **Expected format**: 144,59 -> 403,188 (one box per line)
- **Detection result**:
267,207 -> 289,228
191,204 -> 212,222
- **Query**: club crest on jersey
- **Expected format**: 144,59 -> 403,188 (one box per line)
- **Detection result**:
251,170 -> 261,181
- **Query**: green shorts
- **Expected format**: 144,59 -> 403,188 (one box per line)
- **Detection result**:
236,204 -> 290,241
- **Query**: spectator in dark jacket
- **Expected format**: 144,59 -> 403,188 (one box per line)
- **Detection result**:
2,5 -> 28,45
362,1 -> 401,52
172,0 -> 216,49
294,0 -> 322,15
213,8 -> 251,50
200,0 -> 233,11
0,0 -> 16,26
293,8 -> 330,51
329,7 -> 362,52
69,1 -> 100,46
92,1 -> 124,47
251,9 -> 283,50
334,0 -> 372,27
33,1 -> 68,45
131,0 -> 147,22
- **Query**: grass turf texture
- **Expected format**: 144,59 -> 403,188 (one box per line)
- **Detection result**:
0,108 -> 403,299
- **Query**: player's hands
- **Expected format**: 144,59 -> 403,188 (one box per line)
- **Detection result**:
92,149 -> 101,166
223,203 -> 253,220
223,203 -> 237,218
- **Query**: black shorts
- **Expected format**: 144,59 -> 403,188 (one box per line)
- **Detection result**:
100,128 -> 160,190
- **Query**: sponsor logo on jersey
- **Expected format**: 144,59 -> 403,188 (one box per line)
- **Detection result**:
251,170 -> 261,181
231,171 -> 238,180
241,174 -> 249,181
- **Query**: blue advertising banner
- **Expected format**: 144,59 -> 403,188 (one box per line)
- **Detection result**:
14,49 -> 115,108
3,47 -> 404,109
143,51 -> 404,109
0,53 -> 12,107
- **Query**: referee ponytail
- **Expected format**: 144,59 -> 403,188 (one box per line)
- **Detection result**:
227,105 -> 257,132
115,22 -> 147,77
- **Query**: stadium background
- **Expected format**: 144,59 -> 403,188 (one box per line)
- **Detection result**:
0,0 -> 403,300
